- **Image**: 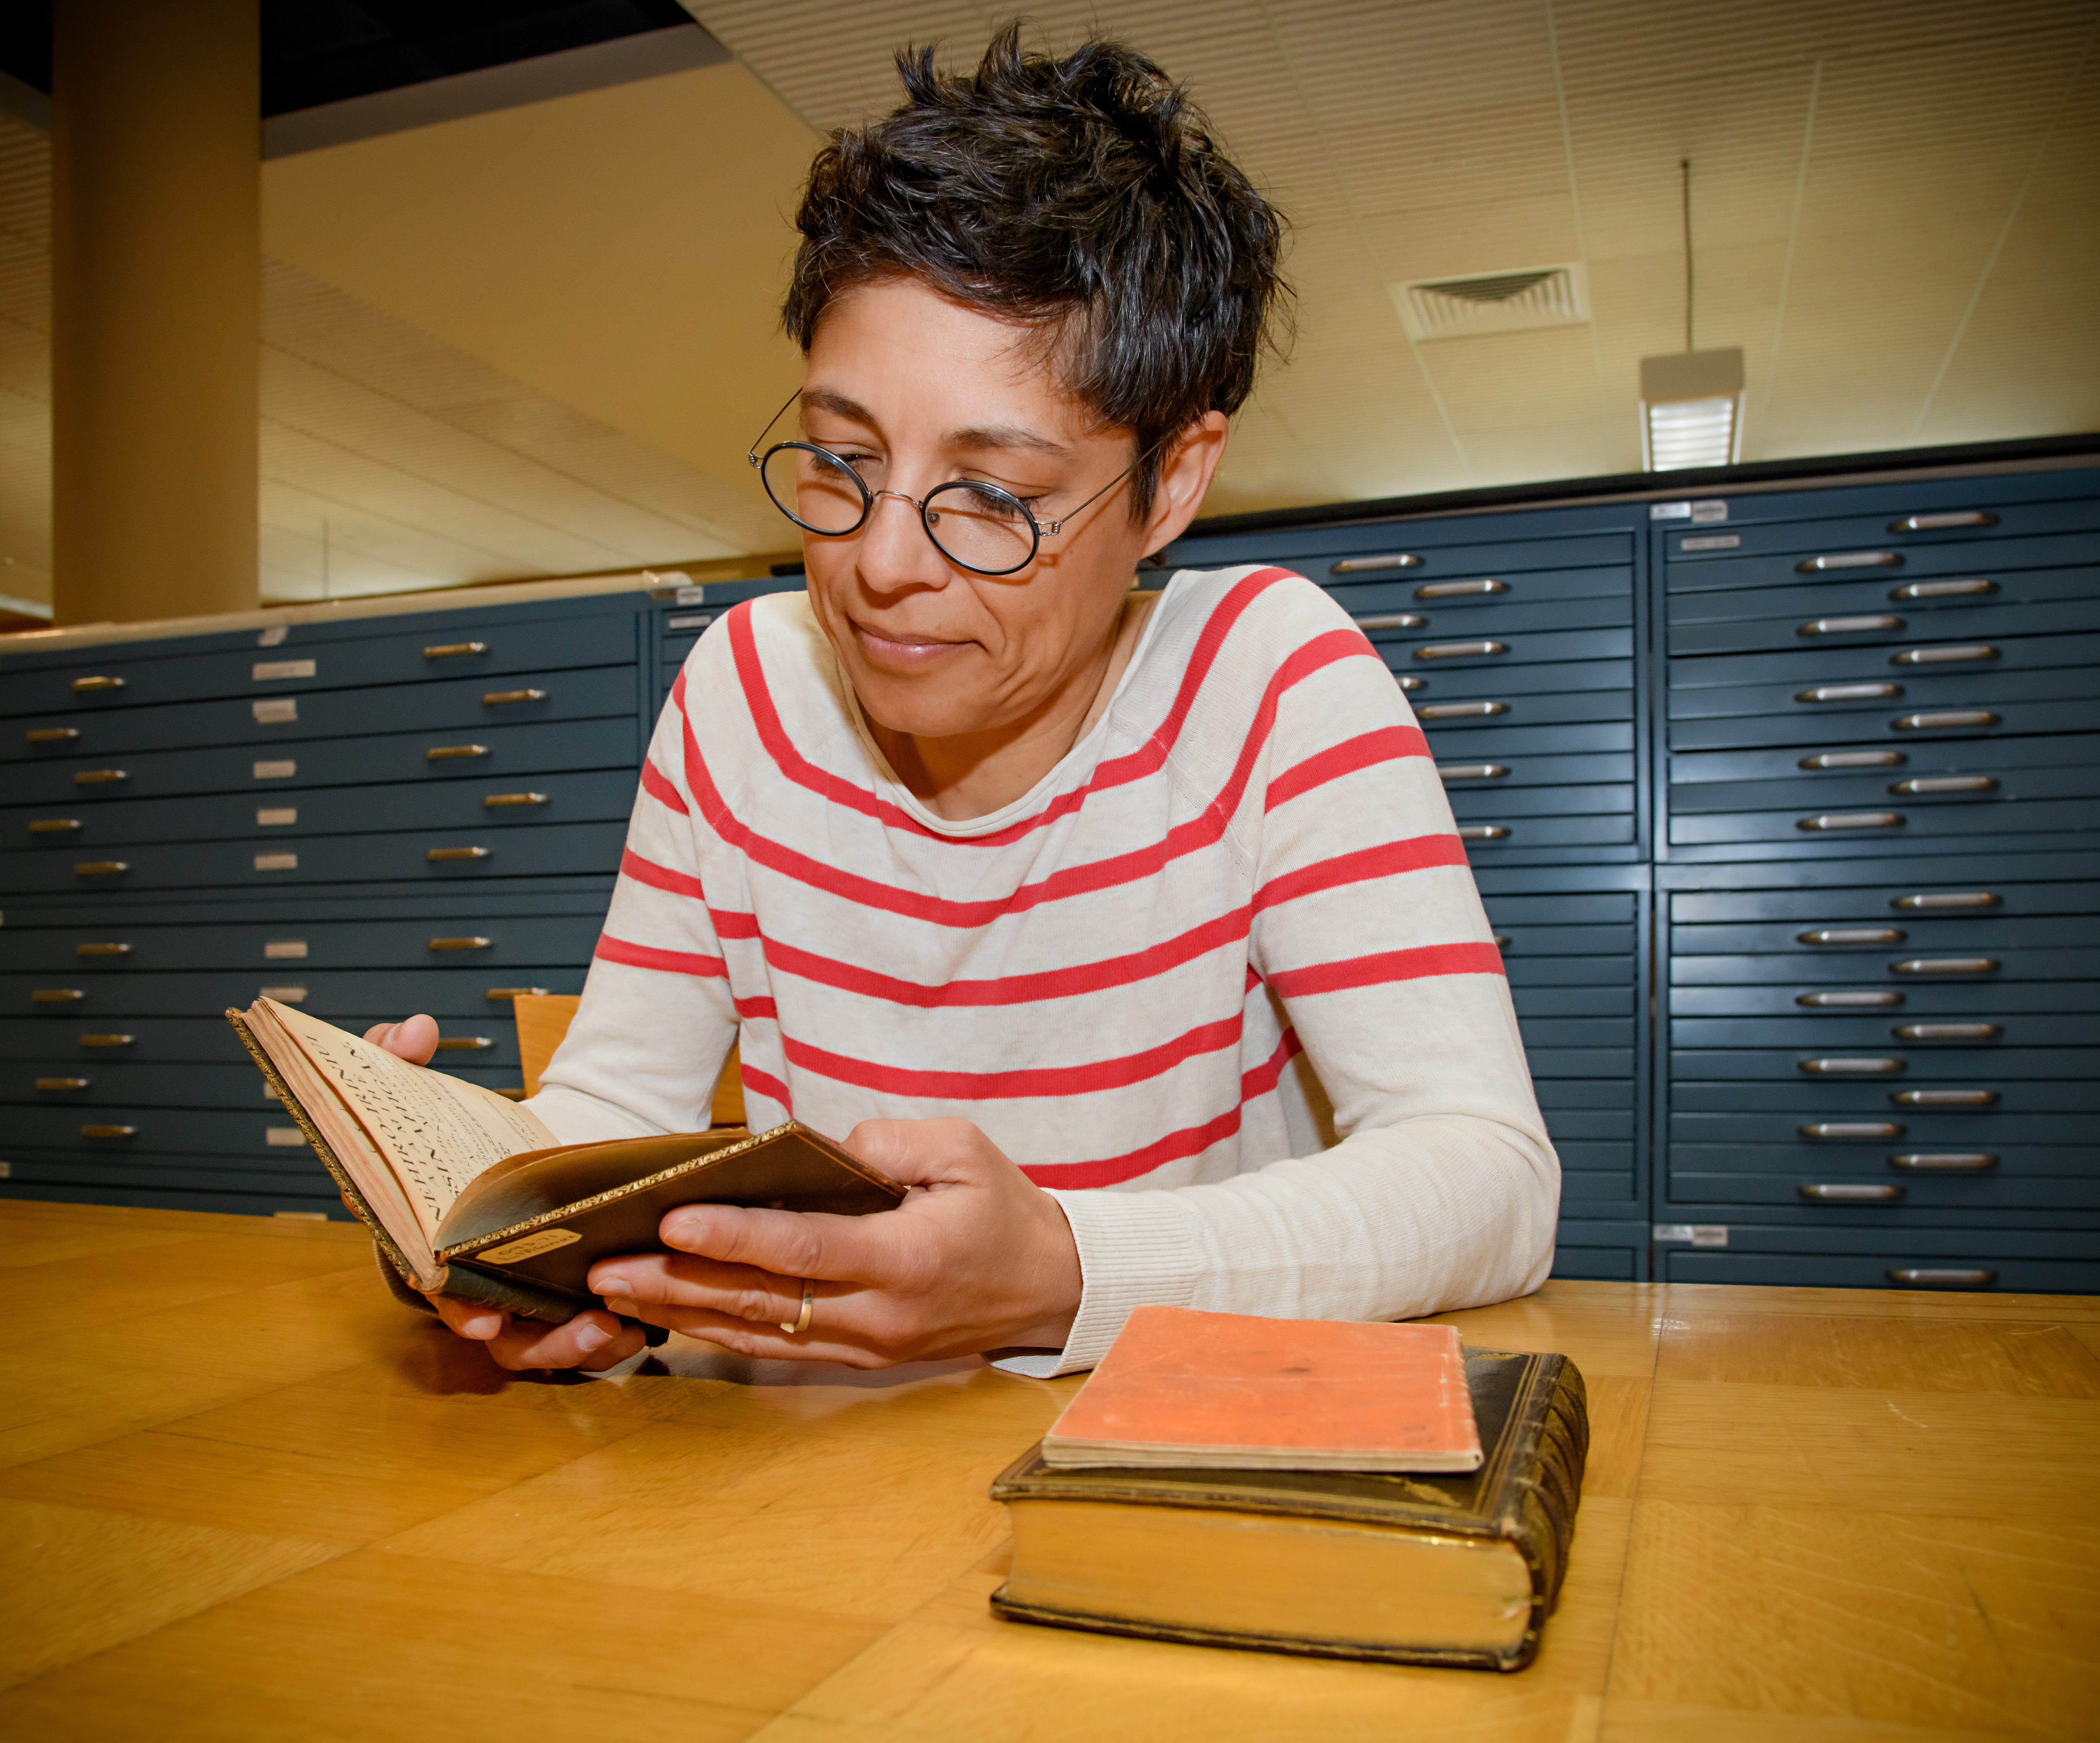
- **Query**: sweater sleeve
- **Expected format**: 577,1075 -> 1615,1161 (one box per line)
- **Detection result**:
527,669 -> 739,1144
1004,593 -> 1560,1376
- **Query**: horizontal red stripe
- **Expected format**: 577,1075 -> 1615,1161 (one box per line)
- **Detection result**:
1252,835 -> 1468,913
1266,725 -> 1428,812
738,1063 -> 791,1113
593,934 -> 724,978
727,570 -> 1299,850
709,908 -> 760,940
781,1014 -> 1242,1100
1021,1029 -> 1307,1188
620,847 -> 705,900
638,756 -> 689,815
732,995 -> 777,1021
1267,940 -> 1506,998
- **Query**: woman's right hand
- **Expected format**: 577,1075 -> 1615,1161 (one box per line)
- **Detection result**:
361,1013 -> 643,1371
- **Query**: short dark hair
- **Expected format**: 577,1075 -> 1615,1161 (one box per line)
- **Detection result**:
782,24 -> 1290,516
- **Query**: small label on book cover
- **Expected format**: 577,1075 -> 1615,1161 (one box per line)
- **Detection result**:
477,1227 -> 583,1264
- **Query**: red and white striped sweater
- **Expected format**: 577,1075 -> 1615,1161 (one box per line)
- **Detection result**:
533,564 -> 1559,1373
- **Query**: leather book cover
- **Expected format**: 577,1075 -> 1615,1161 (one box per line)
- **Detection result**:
1041,1307 -> 1481,1471
990,1348 -> 1588,1671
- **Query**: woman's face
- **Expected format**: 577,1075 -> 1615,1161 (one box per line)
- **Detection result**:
795,277 -> 1194,745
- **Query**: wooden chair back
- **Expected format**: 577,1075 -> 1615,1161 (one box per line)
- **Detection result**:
512,994 -> 744,1126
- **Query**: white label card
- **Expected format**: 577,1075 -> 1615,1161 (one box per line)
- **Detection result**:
253,659 -> 316,681
253,698 -> 298,724
253,759 -> 297,779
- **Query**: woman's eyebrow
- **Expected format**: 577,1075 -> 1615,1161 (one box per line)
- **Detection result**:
941,422 -> 1070,456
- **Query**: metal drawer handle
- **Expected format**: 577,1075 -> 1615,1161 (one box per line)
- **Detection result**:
77,1034 -> 135,1047
81,1124 -> 138,1138
1797,812 -> 1903,831
1798,1058 -> 1904,1074
1491,933 -> 1512,949
36,1076 -> 89,1091
1457,824 -> 1510,841
1417,579 -> 1507,598
481,688 -> 548,705
433,1036 -> 496,1051
1798,990 -> 1903,1008
1799,615 -> 1903,636
1800,1183 -> 1903,1201
426,743 -> 490,760
428,846 -> 492,861
1891,775 -> 1995,795
1893,891 -> 1998,910
1438,763 -> 1509,782
429,937 -> 494,951
76,942 -> 132,956
1891,956 -> 1998,975
1331,553 -> 1422,572
74,769 -> 128,785
1892,710 -> 1998,731
1797,682 -> 1902,703
1893,1089 -> 1998,1108
1799,750 -> 1904,769
1354,613 -> 1427,631
1798,927 -> 1904,945
1418,700 -> 1508,720
485,986 -> 551,1000
27,726 -> 81,743
1396,675 -> 1424,690
1891,643 -> 1998,666
1889,511 -> 1996,532
1888,1266 -> 1995,1285
1889,1153 -> 1997,1172
29,819 -> 82,834
1800,1121 -> 1904,1139
1415,640 -> 1508,661
1893,578 -> 1995,600
70,675 -> 127,692
482,792 -> 548,808
32,988 -> 87,1003
1895,1022 -> 2001,1040
424,641 -> 489,658
1797,552 -> 1902,572
74,860 -> 129,875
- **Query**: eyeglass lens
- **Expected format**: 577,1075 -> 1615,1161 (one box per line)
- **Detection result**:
759,445 -> 1039,575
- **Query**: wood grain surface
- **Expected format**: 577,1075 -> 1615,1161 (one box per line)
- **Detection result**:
1,1198 -> 2093,1740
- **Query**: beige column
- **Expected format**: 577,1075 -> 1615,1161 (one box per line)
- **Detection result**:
51,0 -> 259,626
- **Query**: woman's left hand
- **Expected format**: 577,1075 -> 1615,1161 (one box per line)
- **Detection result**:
587,1118 -> 1082,1366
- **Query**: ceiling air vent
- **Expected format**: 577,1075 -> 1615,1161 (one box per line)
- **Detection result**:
1392,264 -> 1589,341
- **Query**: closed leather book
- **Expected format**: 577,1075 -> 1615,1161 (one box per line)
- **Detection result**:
990,1348 -> 1587,1672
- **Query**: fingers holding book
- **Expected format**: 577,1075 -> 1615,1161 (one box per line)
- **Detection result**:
363,1014 -> 440,1065
426,1294 -> 647,1373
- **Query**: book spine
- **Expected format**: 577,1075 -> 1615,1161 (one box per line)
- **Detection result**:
223,1009 -> 440,1291
1496,1354 -> 1590,1672
433,1260 -> 598,1326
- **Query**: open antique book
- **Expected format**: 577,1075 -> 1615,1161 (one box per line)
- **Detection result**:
226,997 -> 904,1323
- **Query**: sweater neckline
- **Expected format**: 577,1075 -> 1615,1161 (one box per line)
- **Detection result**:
840,574 -> 1180,840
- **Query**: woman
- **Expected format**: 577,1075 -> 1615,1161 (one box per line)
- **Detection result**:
370,29 -> 1558,1376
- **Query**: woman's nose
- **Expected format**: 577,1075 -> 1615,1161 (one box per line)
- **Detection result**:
854,490 -> 949,591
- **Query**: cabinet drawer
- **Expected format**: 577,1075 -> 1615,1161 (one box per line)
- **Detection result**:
1433,750 -> 1634,793
1480,892 -> 1640,927
1553,1141 -> 1636,1175
1408,681 -> 1635,730
0,1153 -> 339,1199
0,1014 -> 522,1064
1664,526 -> 2100,594
1669,1047 -> 2099,1082
1507,954 -> 1639,988
1343,588 -> 1630,643
1494,924 -> 1639,956
1450,782 -> 1634,820
1666,560 -> 2100,630
1660,1249 -> 2100,1291
1668,759 -> 2100,819
1669,692 -> 2100,753
0,611 -> 635,717
1669,879 -> 2100,924
1670,947 -> 2098,984
6,665 -> 638,762
0,913 -> 601,972
1520,1018 -> 1637,1048
1661,490 -> 2099,563
1548,1242 -> 1639,1281
1669,793 -> 2100,850
1669,729 -> 2100,792
1671,1078 -> 2100,1113
1670,627 -> 2100,695
3,769 -> 638,853
1670,1109 -> 2093,1144
1421,719 -> 1632,759
1525,1047 -> 1636,1077
6,1104 -> 354,1157
1368,625 -> 1632,675
1538,1108 -> 1635,1140
10,1058 -> 518,1108
2,716 -> 639,806
1671,1014 -> 2095,1049
1666,1169 -> 2100,1212
0,820 -> 628,894
1668,582 -> 2100,655
1512,984 -> 1636,1018
1323,564 -> 1632,625
1673,915 -> 2100,955
3,966 -> 585,1019
1669,983 -> 2100,1019
1168,525 -> 1634,578
1454,814 -> 1636,850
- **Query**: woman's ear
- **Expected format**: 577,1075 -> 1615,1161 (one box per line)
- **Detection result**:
1139,411 -> 1231,555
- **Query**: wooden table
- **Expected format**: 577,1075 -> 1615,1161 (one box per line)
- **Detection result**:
2,1198 -> 2095,1740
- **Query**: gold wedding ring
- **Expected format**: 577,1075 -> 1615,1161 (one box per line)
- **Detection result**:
780,1280 -> 814,1336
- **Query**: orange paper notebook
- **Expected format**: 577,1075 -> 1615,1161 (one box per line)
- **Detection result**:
1041,1306 -> 1483,1473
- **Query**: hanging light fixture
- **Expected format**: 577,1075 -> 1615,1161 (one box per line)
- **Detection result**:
1640,160 -> 1745,471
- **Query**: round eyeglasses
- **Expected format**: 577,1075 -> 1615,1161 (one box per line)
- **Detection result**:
746,389 -> 1135,578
